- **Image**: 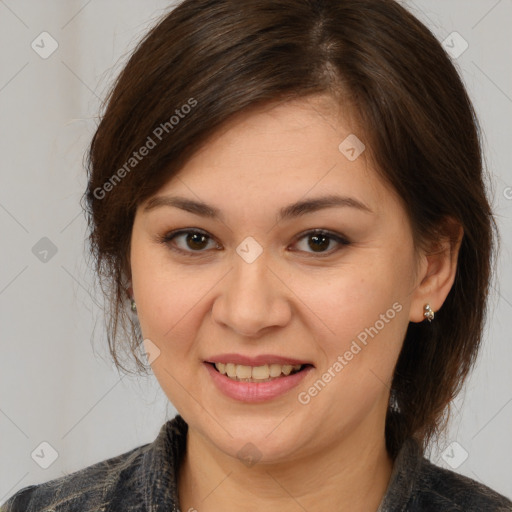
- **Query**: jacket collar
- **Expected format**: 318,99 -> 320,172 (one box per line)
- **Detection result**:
376,437 -> 423,511
140,414 -> 188,511
139,414 -> 421,511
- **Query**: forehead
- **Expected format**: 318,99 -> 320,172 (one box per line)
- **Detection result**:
143,96 -> 398,219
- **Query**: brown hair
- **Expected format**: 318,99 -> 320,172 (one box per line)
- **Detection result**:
82,0 -> 497,459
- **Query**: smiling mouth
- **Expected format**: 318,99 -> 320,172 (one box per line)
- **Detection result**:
207,362 -> 311,382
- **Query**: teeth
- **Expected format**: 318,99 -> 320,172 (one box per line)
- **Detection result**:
214,362 -> 302,381
236,364 -> 252,379
226,363 -> 236,378
252,365 -> 270,379
282,364 -> 293,376
269,364 -> 282,377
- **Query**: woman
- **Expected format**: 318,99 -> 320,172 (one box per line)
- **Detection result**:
3,0 -> 511,510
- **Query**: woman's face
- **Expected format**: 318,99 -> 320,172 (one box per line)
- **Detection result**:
130,95 -> 425,463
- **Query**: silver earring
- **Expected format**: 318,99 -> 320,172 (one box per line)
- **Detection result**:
423,303 -> 434,322
131,299 -> 137,312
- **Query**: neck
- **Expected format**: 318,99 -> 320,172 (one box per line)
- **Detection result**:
177,416 -> 394,512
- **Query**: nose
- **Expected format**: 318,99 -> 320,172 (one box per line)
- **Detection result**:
211,251 -> 292,338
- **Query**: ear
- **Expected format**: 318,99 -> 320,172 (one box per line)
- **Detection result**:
409,217 -> 464,323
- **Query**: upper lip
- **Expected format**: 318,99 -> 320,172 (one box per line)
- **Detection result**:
205,353 -> 313,367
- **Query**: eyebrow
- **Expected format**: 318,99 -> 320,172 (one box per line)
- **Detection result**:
143,194 -> 373,221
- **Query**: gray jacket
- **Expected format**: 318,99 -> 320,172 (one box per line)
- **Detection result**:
2,414 -> 511,511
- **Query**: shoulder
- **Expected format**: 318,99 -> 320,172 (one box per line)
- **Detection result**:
1,416 -> 187,512
379,438 -> 512,512
1,441 -> 152,512
410,452 -> 512,511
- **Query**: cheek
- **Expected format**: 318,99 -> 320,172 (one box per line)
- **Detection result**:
133,263 -> 210,409
131,253 -> 222,365
135,273 -> 201,350
301,251 -> 413,385
295,265 -> 409,428
130,241 -> 189,343
312,255 -> 409,334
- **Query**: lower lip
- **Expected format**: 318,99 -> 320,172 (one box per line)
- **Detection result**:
204,363 -> 313,403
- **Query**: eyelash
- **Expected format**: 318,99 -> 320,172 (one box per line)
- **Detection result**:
157,228 -> 351,258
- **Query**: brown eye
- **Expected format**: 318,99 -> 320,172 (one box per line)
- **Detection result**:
161,229 -> 220,254
183,232 -> 209,250
292,229 -> 350,256
307,233 -> 331,252
159,228 -> 350,258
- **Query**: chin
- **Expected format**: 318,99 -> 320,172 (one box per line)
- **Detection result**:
190,412 -> 315,464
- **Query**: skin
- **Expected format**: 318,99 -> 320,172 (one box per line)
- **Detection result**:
129,94 -> 462,512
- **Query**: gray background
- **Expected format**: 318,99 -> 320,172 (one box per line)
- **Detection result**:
1,0 -> 511,504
